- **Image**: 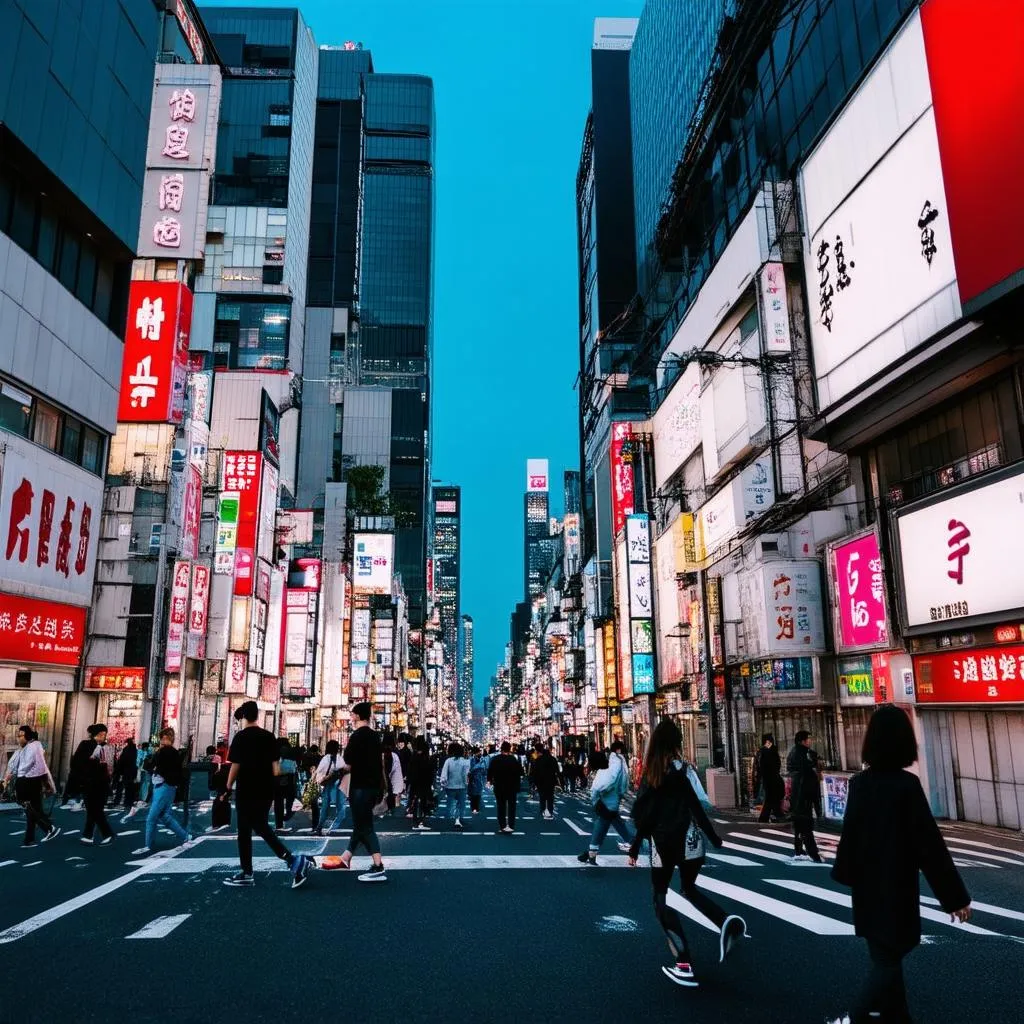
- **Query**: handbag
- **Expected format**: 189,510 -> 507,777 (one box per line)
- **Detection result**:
301,777 -> 321,810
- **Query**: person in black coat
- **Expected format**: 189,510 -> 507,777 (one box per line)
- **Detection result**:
487,742 -> 524,832
752,733 -> 784,822
786,730 -> 822,862
73,724 -> 114,844
831,705 -> 971,1023
531,744 -> 559,819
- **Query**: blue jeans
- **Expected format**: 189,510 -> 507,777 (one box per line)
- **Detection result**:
446,788 -> 467,822
319,782 -> 347,830
588,803 -> 633,852
145,783 -> 189,848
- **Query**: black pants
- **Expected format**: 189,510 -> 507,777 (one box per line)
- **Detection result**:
792,813 -> 821,860
236,797 -> 290,875
348,787 -> 381,856
410,788 -> 430,826
122,779 -> 139,811
651,850 -> 728,962
15,776 -> 53,843
469,793 -> 481,813
83,786 -> 113,840
495,788 -> 517,829
273,777 -> 296,828
852,941 -> 911,1023
758,778 -> 784,822
537,784 -> 554,815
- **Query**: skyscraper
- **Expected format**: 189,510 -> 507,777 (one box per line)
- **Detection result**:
432,485 -> 460,705
459,613 -> 474,719
524,459 -> 550,599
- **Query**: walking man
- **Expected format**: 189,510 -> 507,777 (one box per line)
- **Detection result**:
337,701 -> 387,882
787,730 -> 823,864
220,701 -> 314,889
532,743 -> 559,820
74,724 -> 115,845
3,725 -> 60,846
752,733 -> 784,823
133,728 -> 192,857
487,741 -> 523,833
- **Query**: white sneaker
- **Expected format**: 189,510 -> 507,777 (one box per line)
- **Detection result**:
617,842 -> 632,853
824,1017 -> 851,1024
131,846 -> 151,856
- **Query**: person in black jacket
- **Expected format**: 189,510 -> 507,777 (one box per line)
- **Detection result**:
113,739 -> 139,813
74,724 -> 114,844
134,727 -> 192,857
786,730 -> 822,863
751,733 -> 784,822
407,736 -> 433,830
629,719 -> 746,988
831,705 -> 970,1024
487,741 -> 523,833
338,701 -> 386,882
531,743 -> 559,819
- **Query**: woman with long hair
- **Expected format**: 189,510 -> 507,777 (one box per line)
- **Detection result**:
829,705 -> 970,1024
629,719 -> 746,988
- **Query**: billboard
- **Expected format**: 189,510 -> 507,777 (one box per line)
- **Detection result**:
188,562 -> 210,658
275,509 -> 314,546
118,280 -> 192,424
829,529 -> 890,651
222,451 -> 262,597
653,365 -> 701,491
526,458 -> 549,492
758,262 -> 792,353
84,667 -> 146,692
740,561 -> 826,658
165,559 -> 190,673
352,533 -> 394,594
610,423 -> 635,537
914,644 -> 1024,704
893,464 -> 1024,633
0,593 -> 86,667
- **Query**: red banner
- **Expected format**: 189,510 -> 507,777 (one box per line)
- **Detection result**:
0,593 -> 86,667
180,465 -> 202,560
223,451 -> 262,596
189,562 -> 210,637
165,560 -> 190,672
610,422 -> 635,538
913,644 -> 1024,704
118,281 -> 192,424
85,667 -> 146,692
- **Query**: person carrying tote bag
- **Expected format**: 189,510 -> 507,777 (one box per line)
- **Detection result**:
577,740 -> 633,865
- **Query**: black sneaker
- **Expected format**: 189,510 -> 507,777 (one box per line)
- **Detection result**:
661,962 -> 698,987
223,871 -> 255,887
291,854 -> 314,889
719,915 -> 747,963
358,865 -> 388,883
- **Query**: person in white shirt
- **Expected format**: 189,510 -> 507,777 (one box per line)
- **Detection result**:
313,739 -> 348,836
3,725 -> 60,847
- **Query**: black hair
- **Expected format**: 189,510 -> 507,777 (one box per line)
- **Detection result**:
448,741 -> 464,758
235,700 -> 259,723
762,733 -> 775,745
795,729 -> 811,745
644,719 -> 683,789
17,724 -> 36,741
325,739 -> 340,756
610,740 -> 625,754
590,751 -> 609,771
352,701 -> 372,722
862,704 -> 918,771
500,741 -> 511,753
88,723 -> 108,738
413,736 -> 428,753
206,745 -> 216,755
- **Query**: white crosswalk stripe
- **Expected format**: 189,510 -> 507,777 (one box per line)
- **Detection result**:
126,914 -> 191,939
695,875 -> 854,935
921,894 -> 1024,924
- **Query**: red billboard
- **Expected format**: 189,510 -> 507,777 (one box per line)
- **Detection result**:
222,451 -> 262,596
165,560 -> 190,672
117,281 -> 192,424
0,592 -> 86,667
85,667 -> 146,692
913,644 -> 1024,704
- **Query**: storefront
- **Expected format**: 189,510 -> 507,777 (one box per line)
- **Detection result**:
83,668 -> 147,749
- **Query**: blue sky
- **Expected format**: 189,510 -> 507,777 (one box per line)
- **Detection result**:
205,0 -> 643,703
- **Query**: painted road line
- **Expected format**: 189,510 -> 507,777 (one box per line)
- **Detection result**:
0,837 -> 201,944
696,875 -> 854,935
953,858 -> 1001,869
665,889 -> 720,934
730,832 -> 835,859
945,846 -> 1023,866
705,851 -> 761,867
23,861 -> 41,867
921,894 -> 1024,924
0,860 -> 16,868
768,878 -> 1008,938
126,914 -> 191,939
761,828 -> 837,845
722,841 -> 801,863
540,832 -> 560,836
564,819 -> 589,836
118,830 -> 141,836
939,835 -> 1024,857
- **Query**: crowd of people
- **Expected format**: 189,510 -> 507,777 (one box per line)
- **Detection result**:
2,703 -> 972,1018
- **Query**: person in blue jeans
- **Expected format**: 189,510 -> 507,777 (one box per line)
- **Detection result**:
313,739 -> 347,835
578,741 -> 633,865
440,742 -> 470,830
133,728 -> 192,857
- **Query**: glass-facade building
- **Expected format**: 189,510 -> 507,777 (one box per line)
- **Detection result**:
459,613 -> 474,719
524,489 -> 550,599
433,486 -> 461,703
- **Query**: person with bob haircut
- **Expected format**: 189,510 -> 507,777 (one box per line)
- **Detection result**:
829,704 -> 971,1024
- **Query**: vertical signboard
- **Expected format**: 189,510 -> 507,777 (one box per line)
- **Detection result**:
222,451 -> 262,596
626,514 -> 656,694
610,422 -> 635,537
758,261 -> 792,353
187,561 -> 209,660
165,559 -> 190,672
179,464 -> 202,560
352,534 -> 394,594
829,529 -> 890,651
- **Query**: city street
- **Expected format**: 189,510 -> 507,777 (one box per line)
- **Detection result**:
1,793 -> 1021,1024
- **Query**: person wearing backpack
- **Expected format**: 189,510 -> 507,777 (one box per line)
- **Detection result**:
439,741 -> 471,830
313,739 -> 347,836
628,719 -> 746,989
577,740 -> 632,865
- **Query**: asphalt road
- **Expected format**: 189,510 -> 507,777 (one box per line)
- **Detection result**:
1,791 -> 1022,1024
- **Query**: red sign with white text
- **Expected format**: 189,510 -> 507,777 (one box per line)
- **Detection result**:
180,465 -> 202,560
0,592 -> 86,667
223,451 -> 262,596
913,644 -> 1024,704
85,667 -> 146,692
610,422 -> 635,538
118,281 -> 192,424
165,560 -> 190,672
189,563 -> 210,635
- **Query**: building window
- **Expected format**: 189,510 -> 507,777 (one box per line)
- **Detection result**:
214,299 -> 291,370
32,401 -> 60,451
0,382 -> 32,437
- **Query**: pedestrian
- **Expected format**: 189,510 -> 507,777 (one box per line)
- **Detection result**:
219,701 -> 313,889
313,739 -> 347,836
440,742 -> 470,830
829,705 -> 971,1024
132,728 -> 193,857
532,743 -> 559,820
336,701 -> 387,882
578,741 -> 632,865
407,736 -> 433,830
629,719 -> 746,988
751,733 -> 784,823
467,746 -> 487,815
274,738 -> 298,832
807,742 -> 824,820
74,724 -> 115,845
487,741 -> 523,833
2,725 -> 60,847
786,730 -> 824,864
115,739 -> 139,812
396,733 -> 412,811
383,735 -> 405,814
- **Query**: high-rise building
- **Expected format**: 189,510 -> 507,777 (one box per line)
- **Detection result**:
432,485 -> 460,704
459,613 -> 474,719
300,47 -> 435,628
524,459 -> 550,599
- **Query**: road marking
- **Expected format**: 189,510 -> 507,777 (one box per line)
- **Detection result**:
760,827 -> 837,845
8,831 -> 21,836
564,819 -> 589,836
540,832 -> 560,836
118,830 -> 141,836
722,840 -> 807,863
64,857 -> 84,862
767,878 -> 1009,937
65,830 -> 80,836
664,889 -> 721,933
126,914 -> 191,939
0,860 -> 16,868
0,838 -> 199,944
945,846 -> 1022,866
23,861 -> 41,867
696,875 -> 854,935
938,835 -> 1024,857
730,832 -> 835,859
705,851 -> 761,867
921,894 -> 1024,924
